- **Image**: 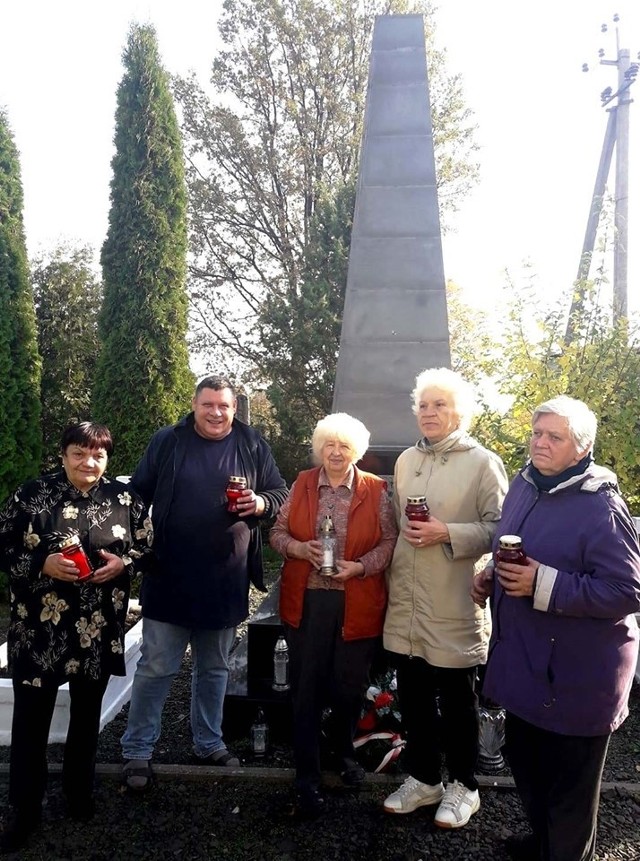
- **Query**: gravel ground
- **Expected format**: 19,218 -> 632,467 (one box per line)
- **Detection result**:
0,768 -> 638,860
0,588 -> 639,859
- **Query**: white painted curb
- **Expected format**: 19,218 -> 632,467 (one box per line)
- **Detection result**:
0,601 -> 143,745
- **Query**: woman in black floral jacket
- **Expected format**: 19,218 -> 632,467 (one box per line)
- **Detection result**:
0,422 -> 152,852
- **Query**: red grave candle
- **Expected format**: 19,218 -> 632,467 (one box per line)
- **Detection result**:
226,475 -> 247,513
60,535 -> 93,580
405,495 -> 430,522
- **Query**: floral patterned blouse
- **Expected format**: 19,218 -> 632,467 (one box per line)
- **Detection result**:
0,471 -> 153,687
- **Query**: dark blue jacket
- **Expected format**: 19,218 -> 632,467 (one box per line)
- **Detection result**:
131,414 -> 288,625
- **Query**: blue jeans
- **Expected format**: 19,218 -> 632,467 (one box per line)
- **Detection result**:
121,618 -> 236,760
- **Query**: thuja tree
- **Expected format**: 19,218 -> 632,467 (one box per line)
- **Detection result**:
0,110 -> 41,498
33,243 -> 101,469
93,23 -> 194,473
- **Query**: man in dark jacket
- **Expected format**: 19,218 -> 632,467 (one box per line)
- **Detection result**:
121,376 -> 287,788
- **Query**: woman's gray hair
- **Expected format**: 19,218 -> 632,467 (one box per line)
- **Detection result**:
411,367 -> 477,433
532,395 -> 597,452
311,413 -> 371,464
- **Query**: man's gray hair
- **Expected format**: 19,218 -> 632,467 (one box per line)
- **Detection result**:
533,395 -> 597,452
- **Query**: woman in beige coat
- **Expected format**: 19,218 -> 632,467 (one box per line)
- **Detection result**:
382,368 -> 508,829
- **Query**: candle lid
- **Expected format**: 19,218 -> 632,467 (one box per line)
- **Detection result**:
498,534 -> 523,548
320,514 -> 335,533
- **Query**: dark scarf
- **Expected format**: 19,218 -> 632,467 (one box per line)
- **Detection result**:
528,452 -> 593,492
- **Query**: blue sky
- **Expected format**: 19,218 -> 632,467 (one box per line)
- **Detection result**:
0,0 -> 638,314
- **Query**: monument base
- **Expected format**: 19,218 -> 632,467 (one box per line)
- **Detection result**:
358,446 -> 407,493
224,587 -> 293,740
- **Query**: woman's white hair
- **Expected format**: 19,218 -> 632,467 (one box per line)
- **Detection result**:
411,367 -> 477,433
532,395 -> 597,452
311,413 -> 371,464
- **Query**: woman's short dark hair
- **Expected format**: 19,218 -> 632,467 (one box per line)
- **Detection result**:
61,422 -> 114,456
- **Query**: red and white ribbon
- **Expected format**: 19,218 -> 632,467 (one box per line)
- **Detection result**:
353,731 -> 406,773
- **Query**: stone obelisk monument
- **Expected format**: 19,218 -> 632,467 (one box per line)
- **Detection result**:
332,14 -> 450,472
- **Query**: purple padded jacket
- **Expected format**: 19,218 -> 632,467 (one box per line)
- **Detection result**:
483,463 -> 640,736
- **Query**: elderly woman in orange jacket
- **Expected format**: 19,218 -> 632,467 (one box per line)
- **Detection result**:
270,413 -> 397,817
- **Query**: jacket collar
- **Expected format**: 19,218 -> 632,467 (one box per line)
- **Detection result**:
58,470 -> 108,498
521,461 -> 619,494
309,464 -> 367,497
317,465 -> 355,490
415,428 -> 478,457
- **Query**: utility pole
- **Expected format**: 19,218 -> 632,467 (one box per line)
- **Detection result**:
565,15 -> 638,344
611,43 -> 631,320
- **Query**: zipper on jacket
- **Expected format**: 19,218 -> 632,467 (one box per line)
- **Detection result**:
543,637 -> 556,708
408,449 -> 436,657
493,488 -> 540,639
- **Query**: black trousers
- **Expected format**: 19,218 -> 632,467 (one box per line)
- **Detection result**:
285,589 -> 376,790
392,653 -> 479,791
505,712 -> 610,861
9,674 -> 110,813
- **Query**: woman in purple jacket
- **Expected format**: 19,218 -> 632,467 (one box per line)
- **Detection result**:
473,395 -> 640,861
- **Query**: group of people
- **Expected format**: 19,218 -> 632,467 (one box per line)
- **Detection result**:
0,376 -> 288,852
0,370 -> 638,861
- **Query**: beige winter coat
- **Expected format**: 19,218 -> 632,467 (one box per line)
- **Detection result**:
383,430 -> 508,668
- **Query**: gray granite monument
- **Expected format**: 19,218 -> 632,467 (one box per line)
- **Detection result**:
332,13 -> 450,472
226,13 -> 451,709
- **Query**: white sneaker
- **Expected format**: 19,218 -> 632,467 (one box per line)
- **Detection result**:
383,776 -> 444,814
434,780 -> 480,828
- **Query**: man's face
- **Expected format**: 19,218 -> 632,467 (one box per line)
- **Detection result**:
192,387 -> 236,440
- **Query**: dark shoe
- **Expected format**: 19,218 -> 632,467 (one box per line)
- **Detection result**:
0,809 -> 41,853
340,757 -> 366,787
294,786 -> 324,819
66,796 -> 96,822
192,749 -> 240,767
122,759 -> 154,792
504,832 -> 540,860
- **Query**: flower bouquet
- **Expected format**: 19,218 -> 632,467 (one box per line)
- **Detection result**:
354,669 -> 405,773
